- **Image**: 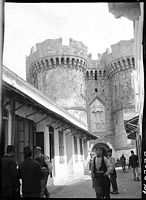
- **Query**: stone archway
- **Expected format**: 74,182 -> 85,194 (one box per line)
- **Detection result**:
92,142 -> 110,157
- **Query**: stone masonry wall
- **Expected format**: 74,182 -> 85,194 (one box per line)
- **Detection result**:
26,38 -> 136,151
26,38 -> 88,124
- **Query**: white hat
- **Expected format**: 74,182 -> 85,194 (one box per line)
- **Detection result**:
35,146 -> 41,151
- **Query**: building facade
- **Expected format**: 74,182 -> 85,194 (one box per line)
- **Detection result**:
2,66 -> 98,185
26,37 -> 136,160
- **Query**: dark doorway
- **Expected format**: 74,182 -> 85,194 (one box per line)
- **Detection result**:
0,119 -> 8,157
49,126 -> 55,177
36,132 -> 44,154
49,126 -> 54,161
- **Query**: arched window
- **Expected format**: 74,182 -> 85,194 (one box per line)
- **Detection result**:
50,58 -> 54,67
66,57 -> 70,65
103,70 -> 106,76
56,57 -> 59,66
95,70 -> 97,80
127,58 -> 131,67
61,57 -> 64,65
86,71 -> 89,79
90,70 -> 93,77
72,58 -> 75,66
45,59 -> 49,67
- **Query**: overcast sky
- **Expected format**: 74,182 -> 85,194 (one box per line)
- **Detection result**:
3,3 -> 134,80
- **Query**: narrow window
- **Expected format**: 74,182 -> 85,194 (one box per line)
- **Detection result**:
95,70 -> 97,80
95,88 -> 98,92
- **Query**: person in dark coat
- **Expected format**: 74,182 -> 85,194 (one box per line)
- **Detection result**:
120,154 -> 126,172
34,146 -> 50,198
18,146 -> 42,197
1,145 -> 20,198
128,150 -> 140,181
91,147 -> 112,199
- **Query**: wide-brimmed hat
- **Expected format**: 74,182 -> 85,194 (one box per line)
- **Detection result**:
35,146 -> 42,151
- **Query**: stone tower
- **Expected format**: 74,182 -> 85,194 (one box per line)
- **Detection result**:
86,39 -> 136,155
26,38 -> 88,124
26,38 -> 136,156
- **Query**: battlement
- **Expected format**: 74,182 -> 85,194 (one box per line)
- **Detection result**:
28,38 -> 88,63
101,39 -> 134,66
86,39 -> 135,79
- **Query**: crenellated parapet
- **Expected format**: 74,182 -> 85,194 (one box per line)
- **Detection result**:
106,56 -> 135,78
85,68 -> 107,80
85,39 -> 135,79
26,38 -> 89,82
31,56 -> 88,76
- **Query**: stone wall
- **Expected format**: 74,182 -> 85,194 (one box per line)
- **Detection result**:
85,39 -> 136,150
26,38 -> 136,151
26,38 -> 88,124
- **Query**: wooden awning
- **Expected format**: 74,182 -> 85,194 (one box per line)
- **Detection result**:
124,116 -> 139,140
2,65 -> 98,141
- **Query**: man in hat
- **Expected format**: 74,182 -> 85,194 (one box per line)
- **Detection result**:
18,146 -> 42,197
107,149 -> 119,194
91,147 -> 112,199
34,146 -> 50,198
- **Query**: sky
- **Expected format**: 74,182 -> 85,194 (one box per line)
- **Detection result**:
3,3 -> 134,80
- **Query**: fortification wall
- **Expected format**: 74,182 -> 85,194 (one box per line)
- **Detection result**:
26,38 -> 88,124
86,39 -> 136,150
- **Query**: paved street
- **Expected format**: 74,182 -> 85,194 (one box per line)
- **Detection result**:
48,167 -> 141,198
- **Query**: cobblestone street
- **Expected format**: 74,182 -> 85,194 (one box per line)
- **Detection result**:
48,168 -> 141,198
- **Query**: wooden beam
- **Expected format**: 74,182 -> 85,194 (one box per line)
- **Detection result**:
65,131 -> 71,136
14,103 -> 26,112
55,123 -> 65,130
62,126 -> 71,132
35,115 -> 49,125
47,119 -> 60,126
26,109 -> 41,117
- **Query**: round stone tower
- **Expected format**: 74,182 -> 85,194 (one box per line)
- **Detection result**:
85,39 -> 136,153
105,39 -> 136,151
26,38 -> 88,124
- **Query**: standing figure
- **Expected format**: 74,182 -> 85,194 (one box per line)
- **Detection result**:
107,149 -> 119,194
128,150 -> 140,181
1,145 -> 20,198
34,146 -> 50,198
91,147 -> 112,199
120,154 -> 126,172
18,146 -> 42,197
89,152 -> 95,171
45,156 -> 53,178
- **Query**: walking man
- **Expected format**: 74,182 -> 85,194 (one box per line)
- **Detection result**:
18,146 -> 42,197
91,147 -> 112,199
1,145 -> 20,198
120,154 -> 126,172
128,150 -> 140,181
107,149 -> 119,194
35,146 -> 50,198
